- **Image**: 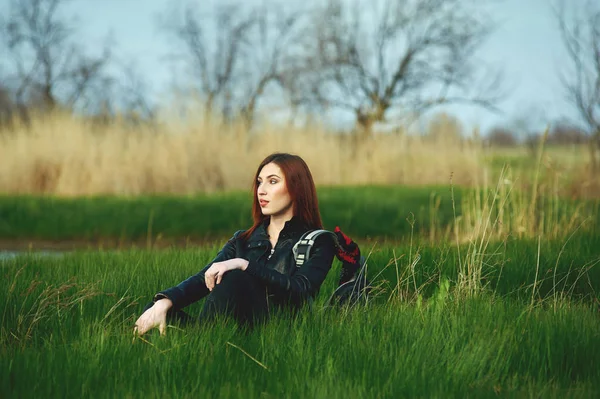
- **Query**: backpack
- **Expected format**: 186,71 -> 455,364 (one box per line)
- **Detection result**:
292,229 -> 371,308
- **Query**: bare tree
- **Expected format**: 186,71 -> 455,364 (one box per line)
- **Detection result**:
0,83 -> 17,127
548,120 -> 588,145
486,126 -> 517,147
165,3 -> 255,122
164,2 -> 307,128
117,62 -> 157,123
291,0 -> 503,138
0,62 -> 18,126
557,0 -> 600,171
237,5 -> 307,128
87,60 -> 156,126
0,0 -> 111,113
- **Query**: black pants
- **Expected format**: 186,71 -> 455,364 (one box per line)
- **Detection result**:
145,270 -> 269,330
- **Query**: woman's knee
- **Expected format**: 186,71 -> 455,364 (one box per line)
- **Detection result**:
210,269 -> 261,299
216,269 -> 251,289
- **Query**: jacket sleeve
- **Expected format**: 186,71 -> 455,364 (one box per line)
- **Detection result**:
154,230 -> 243,310
244,233 -> 336,303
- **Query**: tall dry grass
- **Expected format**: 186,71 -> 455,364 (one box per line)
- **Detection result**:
446,130 -> 598,297
0,112 -> 485,196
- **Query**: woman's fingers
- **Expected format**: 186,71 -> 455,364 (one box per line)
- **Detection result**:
133,315 -> 144,335
205,261 -> 239,291
205,265 -> 226,291
133,306 -> 166,336
205,269 -> 216,290
134,316 -> 149,336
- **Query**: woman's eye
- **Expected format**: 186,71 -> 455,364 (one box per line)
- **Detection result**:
257,179 -> 277,185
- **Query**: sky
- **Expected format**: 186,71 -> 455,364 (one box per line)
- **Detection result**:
1,0 -> 593,134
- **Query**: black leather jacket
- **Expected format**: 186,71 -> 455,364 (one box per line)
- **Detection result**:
156,217 -> 336,311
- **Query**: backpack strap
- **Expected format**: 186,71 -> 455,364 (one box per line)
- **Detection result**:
292,229 -> 337,267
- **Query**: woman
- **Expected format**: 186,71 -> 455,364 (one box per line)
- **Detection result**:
133,152 -> 360,335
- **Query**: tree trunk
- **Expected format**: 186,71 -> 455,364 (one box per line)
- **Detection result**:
589,134 -> 599,174
353,113 -> 374,159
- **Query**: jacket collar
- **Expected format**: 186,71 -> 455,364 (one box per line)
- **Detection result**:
280,216 -> 311,237
254,216 -> 311,240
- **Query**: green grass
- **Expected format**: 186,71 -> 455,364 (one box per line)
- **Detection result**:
2,234 -> 599,398
2,182 -> 599,397
0,185 -> 461,242
2,185 -> 598,247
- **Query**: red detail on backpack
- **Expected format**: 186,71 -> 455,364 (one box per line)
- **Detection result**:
337,247 -> 359,264
334,226 -> 353,246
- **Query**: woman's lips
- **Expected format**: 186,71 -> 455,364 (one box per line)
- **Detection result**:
259,200 -> 269,207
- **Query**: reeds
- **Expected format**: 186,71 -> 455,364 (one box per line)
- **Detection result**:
0,111 -> 485,195
1,266 -> 103,347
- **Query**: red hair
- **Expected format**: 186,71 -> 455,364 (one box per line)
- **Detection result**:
240,153 -> 323,241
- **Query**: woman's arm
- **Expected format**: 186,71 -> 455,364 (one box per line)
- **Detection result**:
154,230 -> 243,310
243,234 -> 336,303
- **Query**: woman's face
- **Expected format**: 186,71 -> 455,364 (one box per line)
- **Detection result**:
257,162 -> 293,218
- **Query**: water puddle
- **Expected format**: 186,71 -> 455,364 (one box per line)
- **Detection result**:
0,251 -> 65,261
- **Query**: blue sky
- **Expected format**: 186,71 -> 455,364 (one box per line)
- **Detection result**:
2,0 -> 592,133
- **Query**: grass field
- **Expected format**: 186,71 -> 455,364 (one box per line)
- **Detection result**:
2,184 -> 600,397
1,183 -> 597,248
0,185 -> 463,245
2,125 -> 600,397
2,233 -> 599,398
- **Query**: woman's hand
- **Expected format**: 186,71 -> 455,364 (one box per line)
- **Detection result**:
133,298 -> 172,336
204,258 -> 250,291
